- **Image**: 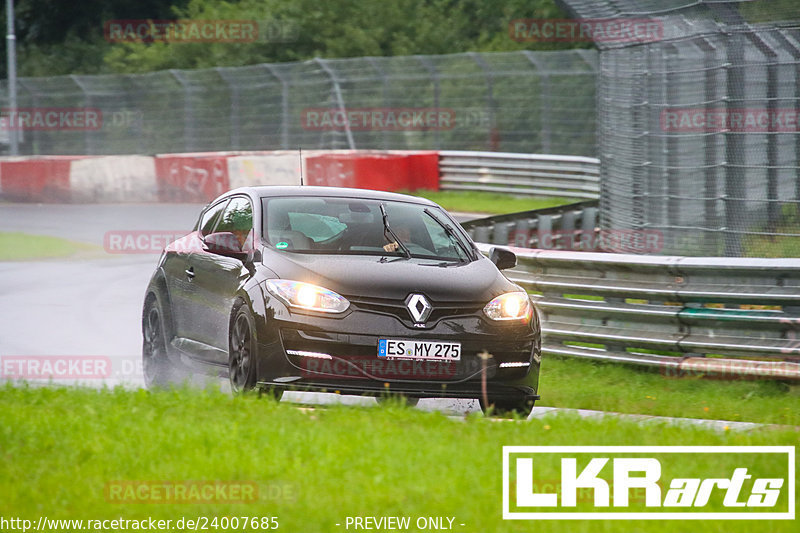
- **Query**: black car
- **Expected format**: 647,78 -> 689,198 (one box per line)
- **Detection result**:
142,186 -> 541,415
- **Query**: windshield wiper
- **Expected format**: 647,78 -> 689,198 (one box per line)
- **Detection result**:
379,203 -> 412,259
423,208 -> 476,262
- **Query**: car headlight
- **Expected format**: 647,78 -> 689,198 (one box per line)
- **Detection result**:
483,291 -> 532,322
266,280 -> 350,314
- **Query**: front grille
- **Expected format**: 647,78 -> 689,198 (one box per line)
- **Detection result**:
346,295 -> 483,326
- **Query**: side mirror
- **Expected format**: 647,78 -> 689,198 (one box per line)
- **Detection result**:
203,232 -> 248,260
489,247 -> 517,270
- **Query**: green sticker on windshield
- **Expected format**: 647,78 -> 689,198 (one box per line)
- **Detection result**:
276,241 -> 289,250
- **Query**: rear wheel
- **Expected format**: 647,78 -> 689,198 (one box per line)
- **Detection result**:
479,396 -> 535,418
142,297 -> 176,388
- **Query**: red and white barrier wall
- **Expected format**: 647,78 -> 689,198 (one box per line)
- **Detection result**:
0,150 -> 440,203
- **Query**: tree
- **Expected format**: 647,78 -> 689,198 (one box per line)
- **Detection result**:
1,0 -> 591,76
0,0 -> 189,76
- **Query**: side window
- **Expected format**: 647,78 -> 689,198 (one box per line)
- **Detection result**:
198,200 -> 228,236
215,197 -> 254,248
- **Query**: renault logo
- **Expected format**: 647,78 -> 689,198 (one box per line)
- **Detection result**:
406,294 -> 432,324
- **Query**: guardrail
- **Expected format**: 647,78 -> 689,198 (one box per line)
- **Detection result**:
473,242 -> 800,380
463,200 -> 600,250
439,151 -> 600,200
1,150 -> 600,204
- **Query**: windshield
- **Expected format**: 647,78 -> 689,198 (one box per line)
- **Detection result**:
261,196 -> 474,262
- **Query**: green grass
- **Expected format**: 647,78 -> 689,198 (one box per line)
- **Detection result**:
539,355 -> 800,426
407,190 -> 572,214
744,231 -> 800,258
0,384 -> 797,533
742,204 -> 800,257
0,232 -> 99,261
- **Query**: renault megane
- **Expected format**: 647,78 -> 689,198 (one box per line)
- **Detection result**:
142,186 -> 541,415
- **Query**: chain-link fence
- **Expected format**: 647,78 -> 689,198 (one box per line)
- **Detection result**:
0,50 -> 597,158
560,0 -> 800,257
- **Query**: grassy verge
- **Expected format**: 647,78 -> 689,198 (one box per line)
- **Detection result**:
539,355 -> 800,426
407,190 -> 572,214
0,385 -> 796,533
744,230 -> 800,258
0,232 -> 99,261
740,204 -> 800,257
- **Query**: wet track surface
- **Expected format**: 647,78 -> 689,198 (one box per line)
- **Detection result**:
0,203 -> 482,414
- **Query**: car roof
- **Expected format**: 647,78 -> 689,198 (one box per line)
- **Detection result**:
219,186 -> 439,206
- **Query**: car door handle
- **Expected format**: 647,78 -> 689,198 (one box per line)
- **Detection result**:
185,267 -> 195,279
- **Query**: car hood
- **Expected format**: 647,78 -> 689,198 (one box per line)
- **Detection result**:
261,249 -> 518,303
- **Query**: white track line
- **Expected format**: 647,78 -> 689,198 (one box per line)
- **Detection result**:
530,406 -> 795,432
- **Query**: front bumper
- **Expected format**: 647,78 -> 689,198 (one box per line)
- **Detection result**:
253,297 -> 541,400
256,377 -> 540,403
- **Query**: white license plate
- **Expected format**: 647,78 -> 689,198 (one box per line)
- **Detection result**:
378,339 -> 461,361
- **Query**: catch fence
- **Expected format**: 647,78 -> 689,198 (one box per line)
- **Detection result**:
0,50 -> 597,158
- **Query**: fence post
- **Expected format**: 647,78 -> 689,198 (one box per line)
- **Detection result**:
522,51 -> 551,154
16,78 -> 35,155
169,70 -> 194,153
468,52 -> 498,151
665,45 -> 680,240
69,75 -> 93,155
262,64 -> 290,150
770,30 -> 800,208
314,58 -> 355,150
695,36 -> 722,254
366,57 -> 389,150
723,31 -> 746,257
415,55 -> 441,150
792,30 -> 800,206
121,74 -> 147,154
215,67 -> 240,151
740,31 -> 780,232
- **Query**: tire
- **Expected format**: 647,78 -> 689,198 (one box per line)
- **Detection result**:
228,300 -> 261,395
142,296 -> 177,389
479,396 -> 535,418
376,395 -> 419,408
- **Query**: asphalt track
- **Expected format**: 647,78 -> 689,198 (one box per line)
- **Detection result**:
0,203 -> 780,429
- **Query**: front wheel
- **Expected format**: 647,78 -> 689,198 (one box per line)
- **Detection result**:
229,301 -> 259,395
479,396 -> 535,418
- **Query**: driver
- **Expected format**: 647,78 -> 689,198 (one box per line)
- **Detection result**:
229,210 -> 253,250
383,225 -> 411,253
